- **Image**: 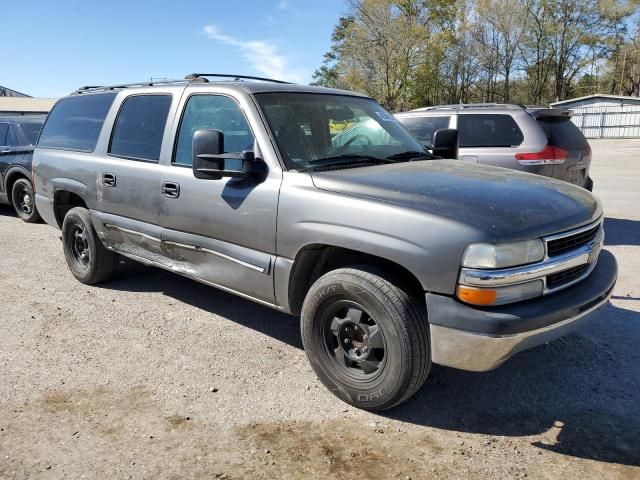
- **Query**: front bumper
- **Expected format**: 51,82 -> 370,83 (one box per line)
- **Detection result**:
428,249 -> 617,371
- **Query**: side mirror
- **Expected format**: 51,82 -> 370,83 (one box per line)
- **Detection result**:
192,129 -> 255,180
432,128 -> 458,159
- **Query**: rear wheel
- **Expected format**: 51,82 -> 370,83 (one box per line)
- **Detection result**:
11,178 -> 41,223
61,207 -> 119,284
301,267 -> 431,410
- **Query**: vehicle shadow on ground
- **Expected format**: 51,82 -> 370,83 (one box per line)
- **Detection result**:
101,261 -> 304,349
604,216 -> 640,246
102,261 -> 640,466
0,205 -> 16,217
389,301 -> 640,466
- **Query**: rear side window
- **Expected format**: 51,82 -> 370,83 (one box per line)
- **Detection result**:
109,95 -> 172,162
537,117 -> 589,151
38,93 -> 117,151
397,116 -> 451,145
458,114 -> 523,147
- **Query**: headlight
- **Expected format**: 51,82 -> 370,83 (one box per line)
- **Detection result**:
461,239 -> 545,269
457,280 -> 544,306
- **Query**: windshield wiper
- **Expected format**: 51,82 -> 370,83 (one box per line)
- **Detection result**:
386,151 -> 438,161
306,154 -> 395,166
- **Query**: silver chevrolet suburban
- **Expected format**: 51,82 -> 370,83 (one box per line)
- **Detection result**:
33,74 -> 617,410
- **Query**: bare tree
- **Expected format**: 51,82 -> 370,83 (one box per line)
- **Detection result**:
475,0 -> 530,101
312,0 -> 640,109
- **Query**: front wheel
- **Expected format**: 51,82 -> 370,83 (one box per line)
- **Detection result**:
301,267 -> 431,410
11,178 -> 41,223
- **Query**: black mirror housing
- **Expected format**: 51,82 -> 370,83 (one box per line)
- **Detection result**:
432,128 -> 458,160
192,129 -> 255,180
193,129 -> 224,179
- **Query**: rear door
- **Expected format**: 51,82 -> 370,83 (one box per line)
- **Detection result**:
93,92 -> 178,263
457,113 -> 524,165
536,115 -> 591,187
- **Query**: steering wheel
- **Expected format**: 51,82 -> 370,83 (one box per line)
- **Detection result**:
336,134 -> 373,154
344,134 -> 372,147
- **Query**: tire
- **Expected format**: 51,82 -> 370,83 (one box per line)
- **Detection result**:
11,178 -> 41,223
61,207 -> 119,285
301,267 -> 431,411
585,177 -> 594,192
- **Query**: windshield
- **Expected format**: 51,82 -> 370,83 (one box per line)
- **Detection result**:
255,93 -> 425,169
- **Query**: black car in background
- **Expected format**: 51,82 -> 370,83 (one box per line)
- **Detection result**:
0,115 -> 45,222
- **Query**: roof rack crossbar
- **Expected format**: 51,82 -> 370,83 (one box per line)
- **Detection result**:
185,73 -> 292,84
410,103 -> 526,112
73,73 -> 292,94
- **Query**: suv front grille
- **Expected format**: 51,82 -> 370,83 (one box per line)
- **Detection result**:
546,264 -> 590,289
546,223 -> 601,257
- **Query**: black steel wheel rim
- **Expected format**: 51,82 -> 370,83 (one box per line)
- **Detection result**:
15,186 -> 33,215
321,300 -> 386,380
69,224 -> 91,269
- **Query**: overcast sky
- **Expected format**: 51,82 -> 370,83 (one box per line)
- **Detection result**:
4,0 -> 345,98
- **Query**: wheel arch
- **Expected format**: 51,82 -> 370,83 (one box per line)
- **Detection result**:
53,189 -> 88,228
286,243 -> 425,315
4,165 -> 32,198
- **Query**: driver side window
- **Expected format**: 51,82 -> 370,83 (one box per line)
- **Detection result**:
174,95 -> 254,167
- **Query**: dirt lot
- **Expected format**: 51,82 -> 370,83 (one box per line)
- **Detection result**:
0,140 -> 638,479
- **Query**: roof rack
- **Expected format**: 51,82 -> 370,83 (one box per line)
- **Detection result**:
184,73 -> 292,84
74,78 -> 187,94
410,103 -> 525,112
73,73 -> 291,94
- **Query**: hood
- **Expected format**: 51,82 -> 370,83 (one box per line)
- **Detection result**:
310,160 -> 601,241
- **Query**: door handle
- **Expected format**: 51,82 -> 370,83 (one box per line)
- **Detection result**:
162,181 -> 180,198
103,173 -> 116,187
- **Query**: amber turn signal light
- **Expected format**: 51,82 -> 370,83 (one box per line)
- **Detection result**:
456,285 -> 497,306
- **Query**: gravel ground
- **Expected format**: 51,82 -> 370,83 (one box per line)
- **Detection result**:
0,139 -> 638,479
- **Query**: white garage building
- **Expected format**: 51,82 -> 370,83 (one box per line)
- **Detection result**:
0,85 -> 57,116
550,94 -> 640,139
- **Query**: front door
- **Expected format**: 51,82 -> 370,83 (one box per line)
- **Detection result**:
158,93 -> 281,304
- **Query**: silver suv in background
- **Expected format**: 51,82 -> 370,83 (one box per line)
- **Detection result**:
396,104 -> 593,190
